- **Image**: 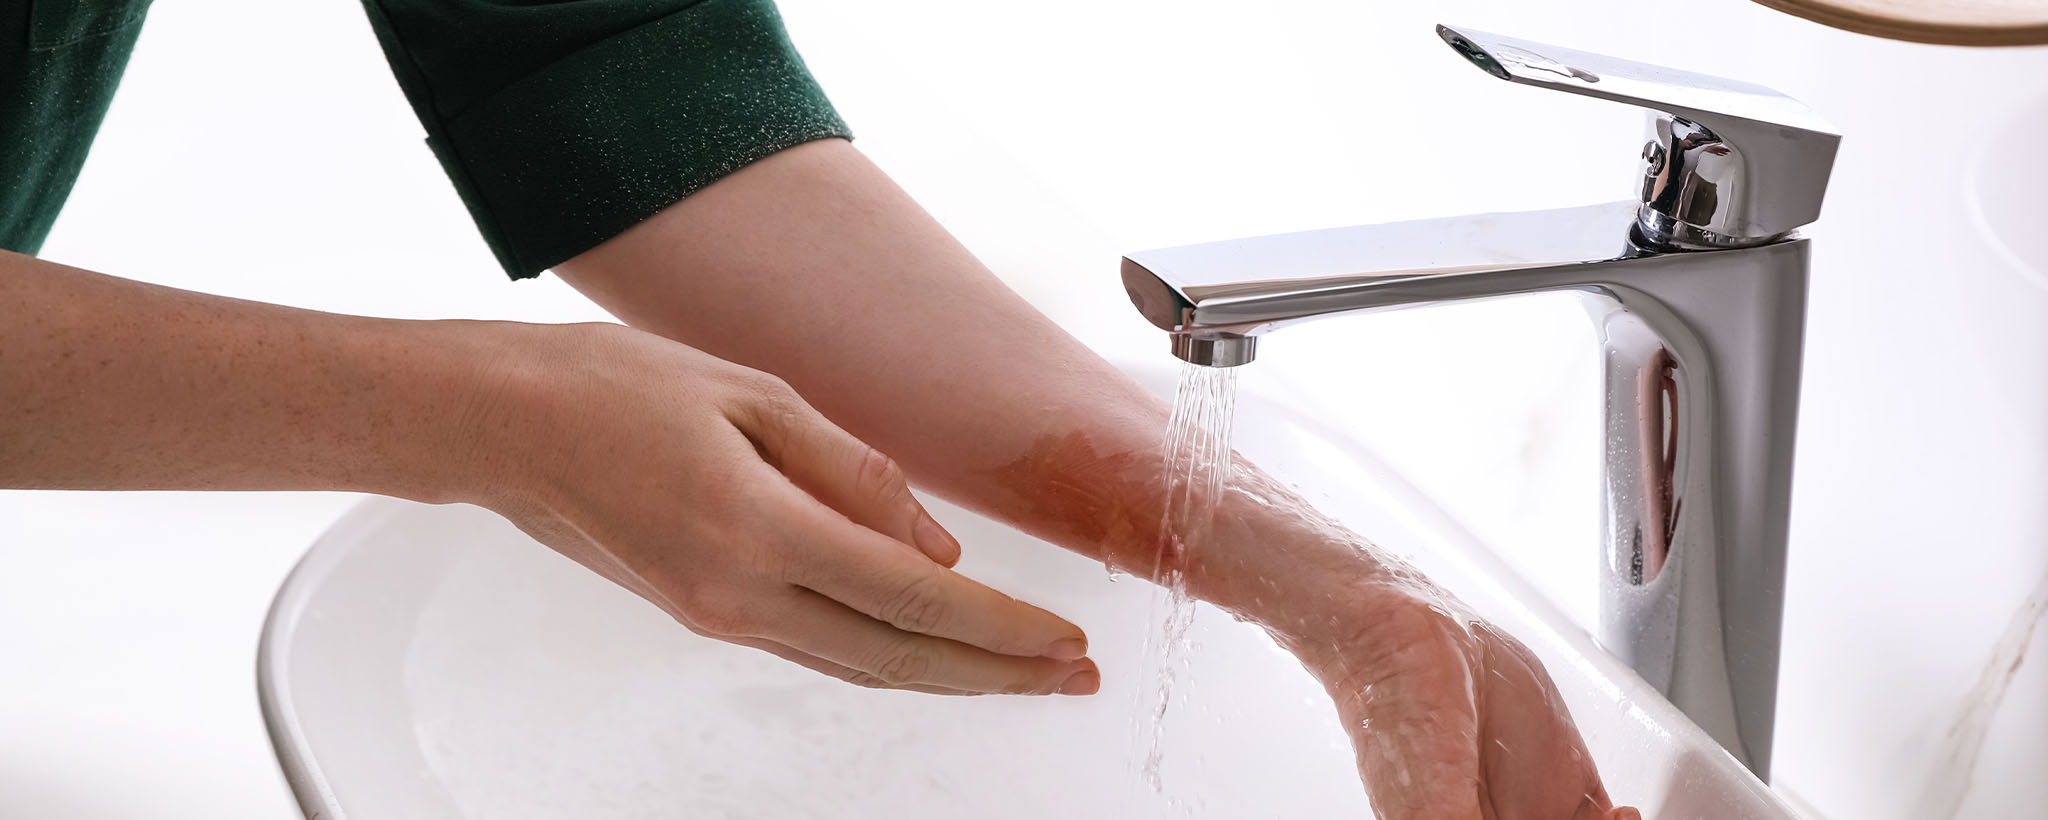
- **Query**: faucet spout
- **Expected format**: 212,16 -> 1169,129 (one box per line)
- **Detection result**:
1123,202 -> 1645,343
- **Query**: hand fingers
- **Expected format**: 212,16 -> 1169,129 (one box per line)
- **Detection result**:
763,587 -> 1098,695
730,386 -> 961,566
776,484 -> 1089,660
725,636 -> 978,696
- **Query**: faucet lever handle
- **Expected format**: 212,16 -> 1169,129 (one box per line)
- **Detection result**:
1437,24 -> 1840,249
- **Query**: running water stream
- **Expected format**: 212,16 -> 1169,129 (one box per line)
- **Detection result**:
1129,361 -> 1241,816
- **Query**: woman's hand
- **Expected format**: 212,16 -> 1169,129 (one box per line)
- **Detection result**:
1287,581 -> 1641,820
465,322 -> 1099,697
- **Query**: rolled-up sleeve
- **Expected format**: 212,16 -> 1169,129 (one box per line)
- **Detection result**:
360,0 -> 850,279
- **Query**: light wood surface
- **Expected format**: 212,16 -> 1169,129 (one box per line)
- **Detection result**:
1752,0 -> 2048,45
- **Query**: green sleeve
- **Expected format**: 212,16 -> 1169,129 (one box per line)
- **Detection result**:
359,0 -> 850,280
0,0 -> 151,256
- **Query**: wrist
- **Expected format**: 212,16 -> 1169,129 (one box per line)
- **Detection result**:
366,318 -> 562,509
1180,477 -> 1436,655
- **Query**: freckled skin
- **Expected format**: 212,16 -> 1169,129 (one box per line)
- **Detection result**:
0,249 -> 491,499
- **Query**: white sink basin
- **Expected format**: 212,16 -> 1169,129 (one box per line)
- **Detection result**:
259,361 -> 1796,819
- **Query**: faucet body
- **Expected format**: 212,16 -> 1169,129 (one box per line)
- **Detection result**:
1122,201 -> 1806,773
1120,25 -> 1838,776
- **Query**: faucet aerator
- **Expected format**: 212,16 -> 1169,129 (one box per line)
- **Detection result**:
1172,334 -> 1257,368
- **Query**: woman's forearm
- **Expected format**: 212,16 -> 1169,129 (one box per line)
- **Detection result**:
2,248 -> 1102,696
554,139 -> 1399,632
0,250 -> 492,501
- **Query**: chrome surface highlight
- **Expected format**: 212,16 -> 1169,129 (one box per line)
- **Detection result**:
1438,25 -> 1840,250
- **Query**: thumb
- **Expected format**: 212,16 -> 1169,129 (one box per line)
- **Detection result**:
732,389 -> 962,567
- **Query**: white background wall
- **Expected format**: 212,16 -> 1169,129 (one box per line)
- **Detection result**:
2,0 -> 2043,816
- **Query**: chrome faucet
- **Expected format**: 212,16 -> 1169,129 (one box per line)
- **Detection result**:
1119,25 -> 1839,777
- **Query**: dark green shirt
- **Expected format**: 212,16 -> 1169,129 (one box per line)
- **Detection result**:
2,0 -> 849,279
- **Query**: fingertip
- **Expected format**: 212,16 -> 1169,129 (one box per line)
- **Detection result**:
1612,807 -> 1641,820
913,514 -> 963,567
1044,635 -> 1089,661
1056,665 -> 1101,696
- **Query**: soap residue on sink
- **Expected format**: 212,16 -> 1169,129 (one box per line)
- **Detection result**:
1130,361 -> 1241,816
